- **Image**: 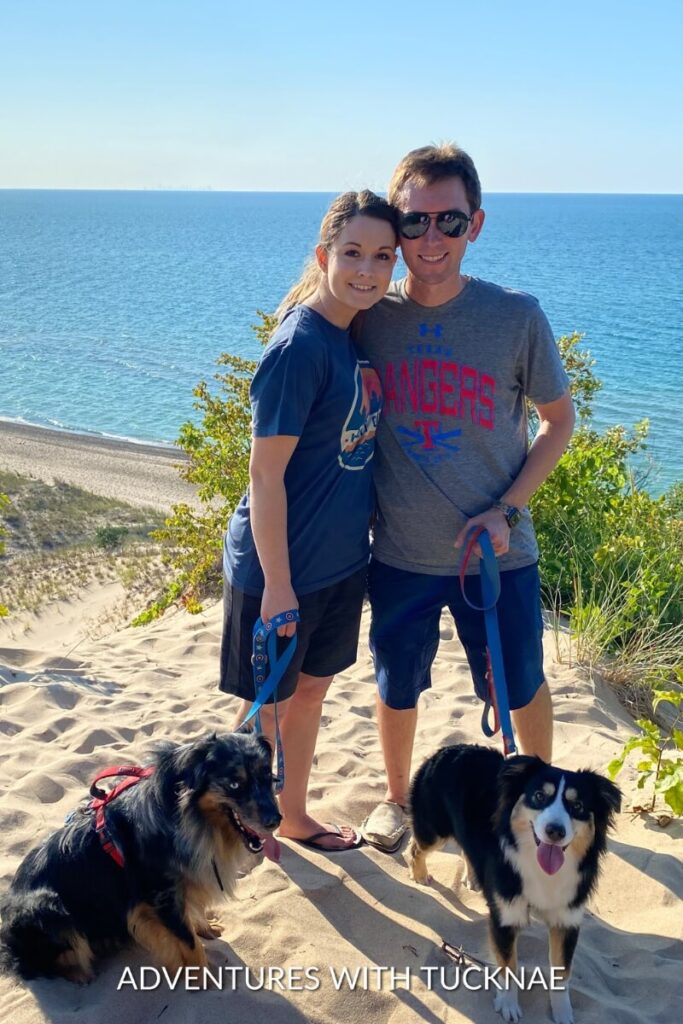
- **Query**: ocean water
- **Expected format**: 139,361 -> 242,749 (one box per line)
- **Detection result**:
1,190 -> 681,491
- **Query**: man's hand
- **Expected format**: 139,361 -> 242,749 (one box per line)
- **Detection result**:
454,507 -> 511,557
261,582 -> 299,637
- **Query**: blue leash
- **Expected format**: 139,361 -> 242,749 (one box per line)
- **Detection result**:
459,527 -> 517,756
241,608 -> 300,792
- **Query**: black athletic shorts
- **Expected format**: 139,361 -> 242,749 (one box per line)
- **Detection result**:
219,566 -> 367,702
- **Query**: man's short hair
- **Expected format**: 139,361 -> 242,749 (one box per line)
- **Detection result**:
388,143 -> 482,213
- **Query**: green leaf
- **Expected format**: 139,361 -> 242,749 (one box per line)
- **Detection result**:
655,764 -> 683,790
607,756 -> 626,779
639,740 -> 662,760
636,719 -> 662,742
653,690 -> 683,713
663,785 -> 683,816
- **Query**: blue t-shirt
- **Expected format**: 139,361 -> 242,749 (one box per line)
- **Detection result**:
224,305 -> 383,596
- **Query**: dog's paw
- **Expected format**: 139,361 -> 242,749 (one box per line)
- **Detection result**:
196,916 -> 224,940
407,860 -> 432,885
494,990 -> 523,1022
407,843 -> 432,884
550,990 -> 574,1024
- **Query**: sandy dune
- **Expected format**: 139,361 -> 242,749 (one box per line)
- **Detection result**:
1,587 -> 681,1024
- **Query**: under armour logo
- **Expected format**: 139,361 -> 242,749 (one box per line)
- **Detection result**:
419,323 -> 443,337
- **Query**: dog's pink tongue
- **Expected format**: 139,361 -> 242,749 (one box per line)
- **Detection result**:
537,842 -> 564,875
262,834 -> 281,863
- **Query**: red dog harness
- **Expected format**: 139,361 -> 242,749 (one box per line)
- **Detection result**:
88,765 -> 155,867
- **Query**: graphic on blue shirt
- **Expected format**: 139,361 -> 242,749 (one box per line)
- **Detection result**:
339,361 -> 383,470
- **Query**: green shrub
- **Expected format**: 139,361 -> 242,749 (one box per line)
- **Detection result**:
0,492 -> 9,616
607,671 -> 683,820
132,313 -> 274,622
531,338 -> 683,681
95,525 -> 129,550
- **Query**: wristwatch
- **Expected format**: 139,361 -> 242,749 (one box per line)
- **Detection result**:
493,501 -> 522,528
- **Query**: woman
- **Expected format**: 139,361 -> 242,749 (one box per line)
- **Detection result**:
220,190 -> 397,851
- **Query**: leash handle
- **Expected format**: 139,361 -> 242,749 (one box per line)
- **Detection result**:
243,608 -> 301,792
458,528 -> 517,756
458,525 -> 501,610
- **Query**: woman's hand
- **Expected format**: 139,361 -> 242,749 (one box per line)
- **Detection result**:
261,582 -> 299,637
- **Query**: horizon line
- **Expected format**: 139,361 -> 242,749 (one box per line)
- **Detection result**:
1,186 -> 682,197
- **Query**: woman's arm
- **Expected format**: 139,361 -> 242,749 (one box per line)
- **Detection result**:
249,435 -> 300,637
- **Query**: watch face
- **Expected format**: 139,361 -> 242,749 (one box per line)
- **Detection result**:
507,507 -> 522,528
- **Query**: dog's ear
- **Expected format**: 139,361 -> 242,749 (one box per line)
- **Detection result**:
579,770 -> 622,827
499,755 -> 546,795
174,734 -> 219,791
256,734 -> 273,758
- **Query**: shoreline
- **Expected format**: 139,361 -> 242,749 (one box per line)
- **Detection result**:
0,420 -> 200,512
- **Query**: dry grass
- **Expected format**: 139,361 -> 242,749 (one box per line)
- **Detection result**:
0,472 -> 168,618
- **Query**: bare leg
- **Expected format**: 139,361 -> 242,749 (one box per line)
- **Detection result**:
511,679 -> 553,761
238,674 -> 358,851
277,672 -> 340,843
376,694 -> 418,807
233,694 -> 292,753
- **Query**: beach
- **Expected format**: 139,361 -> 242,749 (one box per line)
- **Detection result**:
1,432 -> 682,1024
0,421 -> 199,512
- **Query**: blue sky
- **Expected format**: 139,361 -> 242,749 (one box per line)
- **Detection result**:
1,0 -> 681,192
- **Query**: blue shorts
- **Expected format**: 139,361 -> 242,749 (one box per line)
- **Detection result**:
368,558 -> 545,712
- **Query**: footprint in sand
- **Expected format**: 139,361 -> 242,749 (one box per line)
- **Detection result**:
348,705 -> 373,719
0,720 -> 23,737
45,683 -> 80,710
16,773 -> 65,804
74,728 -> 119,754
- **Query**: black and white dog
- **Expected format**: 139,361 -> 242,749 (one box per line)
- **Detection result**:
408,744 -> 621,1024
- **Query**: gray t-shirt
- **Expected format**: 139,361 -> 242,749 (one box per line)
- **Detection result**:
358,277 -> 569,575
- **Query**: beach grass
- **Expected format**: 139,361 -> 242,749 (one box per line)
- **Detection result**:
0,471 -> 168,617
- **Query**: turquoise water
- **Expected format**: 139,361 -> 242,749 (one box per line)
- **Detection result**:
1,190 -> 681,490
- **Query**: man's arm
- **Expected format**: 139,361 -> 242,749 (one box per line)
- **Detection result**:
454,389 -> 575,555
249,435 -> 299,636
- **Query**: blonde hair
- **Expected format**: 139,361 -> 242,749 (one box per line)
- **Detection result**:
388,143 -> 482,213
274,190 -> 397,324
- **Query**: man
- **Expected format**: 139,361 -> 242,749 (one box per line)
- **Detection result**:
358,144 -> 575,852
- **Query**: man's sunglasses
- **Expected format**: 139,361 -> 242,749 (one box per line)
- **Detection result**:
398,209 -> 472,240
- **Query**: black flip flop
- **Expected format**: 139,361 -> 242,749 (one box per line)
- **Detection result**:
290,825 -> 363,852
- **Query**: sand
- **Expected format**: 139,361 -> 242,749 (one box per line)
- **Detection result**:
0,431 -> 681,1024
0,421 -> 199,511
